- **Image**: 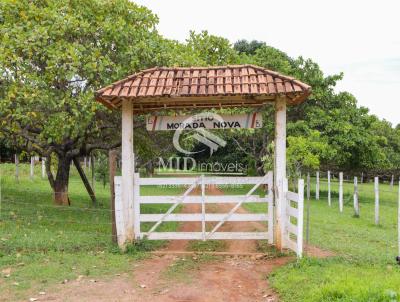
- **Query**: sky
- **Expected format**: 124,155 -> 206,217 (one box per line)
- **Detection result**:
134,0 -> 400,126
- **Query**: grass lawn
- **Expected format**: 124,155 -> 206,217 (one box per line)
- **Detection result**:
2,164 -> 400,301
0,163 -> 184,301
222,177 -> 400,301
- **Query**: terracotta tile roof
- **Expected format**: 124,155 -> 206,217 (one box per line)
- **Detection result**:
95,65 -> 311,113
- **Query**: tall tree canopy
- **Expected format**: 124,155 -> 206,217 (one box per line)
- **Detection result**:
0,0 -> 170,204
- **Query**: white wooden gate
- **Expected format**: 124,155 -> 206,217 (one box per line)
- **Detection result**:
115,172 -> 274,241
285,179 -> 304,257
114,173 -> 304,257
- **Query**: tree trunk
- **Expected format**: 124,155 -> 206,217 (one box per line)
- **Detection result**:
53,156 -> 71,205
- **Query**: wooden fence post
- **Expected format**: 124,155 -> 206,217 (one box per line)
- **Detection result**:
306,177 -> 310,246
15,153 -> 19,183
316,171 -> 320,200
307,173 -> 310,201
114,177 -> 126,247
391,175 -> 394,189
133,172 -> 140,240
339,172 -> 343,213
41,158 -> 46,179
375,177 -> 379,225
328,170 -> 331,206
109,149 -> 117,243
354,176 -> 359,217
297,179 -> 304,258
398,180 -> 400,258
30,156 -> 34,180
361,172 -> 364,183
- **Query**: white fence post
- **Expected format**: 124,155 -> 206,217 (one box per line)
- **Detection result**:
41,158 -> 46,179
328,171 -> 331,206
297,179 -> 304,258
391,175 -> 394,189
375,177 -> 379,225
398,180 -> 400,257
267,172 -> 274,243
315,171 -> 320,200
133,173 -> 140,240
201,174 -> 206,241
283,178 -> 289,248
114,176 -> 126,247
306,173 -> 310,201
30,156 -> 34,180
354,176 -> 359,216
339,172 -> 343,213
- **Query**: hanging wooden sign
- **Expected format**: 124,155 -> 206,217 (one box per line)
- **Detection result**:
146,112 -> 262,131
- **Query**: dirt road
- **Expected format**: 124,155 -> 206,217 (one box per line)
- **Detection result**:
38,185 -> 330,302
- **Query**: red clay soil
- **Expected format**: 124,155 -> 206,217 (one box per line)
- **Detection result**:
34,185 -> 331,302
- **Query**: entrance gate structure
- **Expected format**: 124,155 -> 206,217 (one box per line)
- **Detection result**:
96,65 -> 311,257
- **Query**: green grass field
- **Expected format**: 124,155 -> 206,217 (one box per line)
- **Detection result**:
2,164 -> 400,301
0,163 -> 184,301
223,176 -> 400,302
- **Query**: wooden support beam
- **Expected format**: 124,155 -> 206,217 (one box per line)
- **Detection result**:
72,157 -> 97,206
274,97 -> 287,250
109,149 -> 117,243
121,99 -> 134,243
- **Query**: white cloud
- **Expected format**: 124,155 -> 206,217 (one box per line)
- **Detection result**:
135,0 -> 400,125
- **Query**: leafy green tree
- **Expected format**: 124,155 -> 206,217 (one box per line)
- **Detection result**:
186,31 -> 239,66
0,0 -> 165,204
233,39 -> 266,55
286,130 -> 332,178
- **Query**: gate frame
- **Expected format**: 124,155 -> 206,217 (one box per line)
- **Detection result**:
129,172 -> 274,241
95,65 -> 311,251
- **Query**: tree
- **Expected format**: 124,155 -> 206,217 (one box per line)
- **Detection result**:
286,130 -> 332,178
0,0 -> 166,204
233,39 -> 266,55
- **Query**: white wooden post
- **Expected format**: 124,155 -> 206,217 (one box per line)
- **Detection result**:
354,177 -> 359,216
328,170 -> 331,206
315,171 -> 320,200
398,180 -> 400,257
391,175 -> 394,189
41,158 -> 46,179
15,154 -> 19,183
121,99 -> 134,244
297,179 -> 304,258
305,175 -> 310,245
267,171 -> 274,243
84,157 -> 87,169
201,175 -> 206,241
274,97 -> 287,250
339,172 -> 343,213
30,156 -> 34,180
133,173 -> 140,239
114,176 -> 126,247
375,177 -> 379,225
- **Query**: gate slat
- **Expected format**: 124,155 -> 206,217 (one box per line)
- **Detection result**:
139,195 -> 268,204
286,206 -> 298,218
139,176 -> 269,185
140,213 -> 269,222
145,232 -> 270,240
287,221 -> 298,235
